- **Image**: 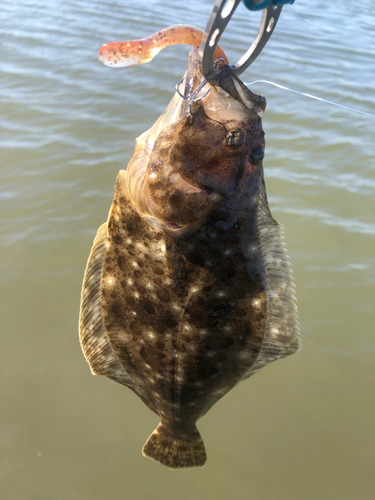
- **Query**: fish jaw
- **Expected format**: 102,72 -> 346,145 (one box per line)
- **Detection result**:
126,49 -> 266,236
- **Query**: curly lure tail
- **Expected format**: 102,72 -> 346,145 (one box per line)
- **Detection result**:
99,24 -> 228,68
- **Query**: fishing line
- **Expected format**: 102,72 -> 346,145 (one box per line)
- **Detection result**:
245,80 -> 375,119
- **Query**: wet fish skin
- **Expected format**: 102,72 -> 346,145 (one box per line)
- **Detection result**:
79,49 -> 301,469
125,50 -> 266,237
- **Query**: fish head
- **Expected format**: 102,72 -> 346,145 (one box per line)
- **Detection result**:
127,49 -> 266,236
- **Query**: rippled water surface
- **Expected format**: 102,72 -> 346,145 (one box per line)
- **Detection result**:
1,1 -> 374,499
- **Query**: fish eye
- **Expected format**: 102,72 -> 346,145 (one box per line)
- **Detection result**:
250,145 -> 264,165
227,129 -> 245,149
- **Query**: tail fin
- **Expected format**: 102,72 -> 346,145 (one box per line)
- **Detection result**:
142,423 -> 206,469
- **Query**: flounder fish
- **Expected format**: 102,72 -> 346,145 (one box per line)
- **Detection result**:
80,25 -> 301,470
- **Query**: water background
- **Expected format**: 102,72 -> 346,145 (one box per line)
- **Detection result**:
1,1 -> 374,499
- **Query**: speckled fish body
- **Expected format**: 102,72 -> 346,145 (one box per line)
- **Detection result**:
79,49 -> 301,469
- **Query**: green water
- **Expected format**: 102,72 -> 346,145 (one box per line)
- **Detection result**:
1,1 -> 374,499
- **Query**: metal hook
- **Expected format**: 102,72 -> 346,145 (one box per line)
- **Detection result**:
199,0 -> 284,86
175,77 -> 212,113
175,78 -> 211,100
175,78 -> 192,99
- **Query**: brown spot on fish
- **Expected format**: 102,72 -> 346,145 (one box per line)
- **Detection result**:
79,46 -> 301,470
143,301 -> 155,314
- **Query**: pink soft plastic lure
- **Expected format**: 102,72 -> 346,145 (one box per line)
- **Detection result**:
99,24 -> 228,68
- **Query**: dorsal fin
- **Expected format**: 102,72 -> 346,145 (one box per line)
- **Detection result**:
240,180 -> 302,382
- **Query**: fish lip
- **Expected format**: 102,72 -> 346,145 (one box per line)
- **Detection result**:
143,216 -> 201,236
168,177 -> 223,205
166,222 -> 183,229
167,169 -> 227,201
168,170 -> 212,197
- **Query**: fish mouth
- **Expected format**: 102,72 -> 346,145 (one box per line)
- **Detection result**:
162,172 -> 221,231
143,170 -> 223,235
